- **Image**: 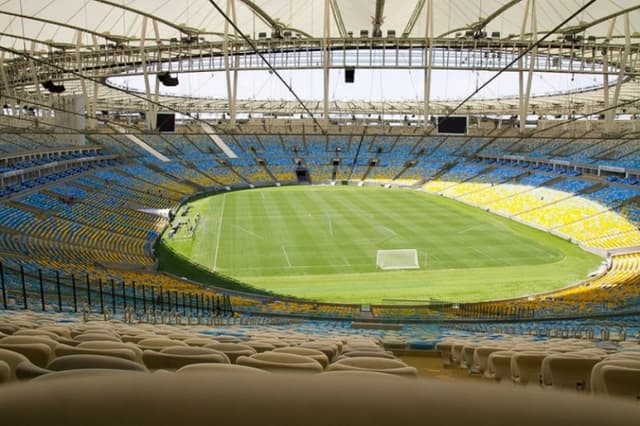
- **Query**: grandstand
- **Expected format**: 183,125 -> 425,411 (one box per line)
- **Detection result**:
0,1 -> 639,423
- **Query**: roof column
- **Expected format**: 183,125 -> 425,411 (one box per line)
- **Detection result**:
323,0 -> 331,127
518,0 -> 536,134
423,0 -> 433,132
605,13 -> 630,133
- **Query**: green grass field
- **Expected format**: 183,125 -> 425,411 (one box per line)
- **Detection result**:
158,185 -> 602,304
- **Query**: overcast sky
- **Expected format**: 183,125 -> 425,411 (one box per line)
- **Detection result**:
111,68 -> 602,103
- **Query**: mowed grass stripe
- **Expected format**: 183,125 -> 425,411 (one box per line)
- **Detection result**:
161,186 -> 602,303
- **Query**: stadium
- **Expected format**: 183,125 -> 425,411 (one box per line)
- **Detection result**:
0,0 -> 639,423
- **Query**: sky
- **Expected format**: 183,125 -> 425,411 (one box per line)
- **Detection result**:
109,68 -> 603,104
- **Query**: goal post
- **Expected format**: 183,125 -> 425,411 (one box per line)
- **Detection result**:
376,249 -> 420,270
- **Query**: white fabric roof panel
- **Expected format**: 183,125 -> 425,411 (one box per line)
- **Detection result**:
0,0 -> 638,46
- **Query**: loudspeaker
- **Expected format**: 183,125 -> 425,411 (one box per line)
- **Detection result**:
157,72 -> 179,87
156,113 -> 175,132
42,80 -> 65,93
345,67 -> 355,83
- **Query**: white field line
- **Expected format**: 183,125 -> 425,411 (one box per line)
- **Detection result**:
281,245 -> 292,268
380,225 -> 397,237
457,224 -> 484,234
212,194 -> 226,271
327,214 -> 333,236
232,224 -> 264,240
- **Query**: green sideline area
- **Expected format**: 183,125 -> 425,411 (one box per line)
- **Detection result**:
157,186 -> 602,304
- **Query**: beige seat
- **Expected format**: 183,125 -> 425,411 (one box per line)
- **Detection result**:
457,344 -> 474,370
121,334 -> 159,344
484,351 -> 514,383
176,363 -> 270,375
204,343 -> 256,363
0,347 -> 52,380
37,326 -> 72,339
335,350 -> 396,361
272,347 -> 329,368
237,352 -> 323,373
342,344 -> 383,354
435,341 -> 455,367
77,341 -> 144,363
54,343 -> 140,363
591,358 -> 640,396
451,343 -> 465,367
542,353 -> 601,391
210,335 -> 243,343
472,346 -> 509,375
33,369 -> 147,383
511,352 -> 547,386
243,340 -> 277,353
299,342 -> 338,361
137,338 -> 187,351
0,360 -> 10,383
0,335 -> 58,351
0,342 -> 53,368
73,333 -> 122,343
599,365 -> 640,399
0,323 -> 19,335
381,338 -> 408,350
142,347 -> 229,370
183,337 -> 218,347
0,371 -> 639,426
319,370 -> 408,381
327,357 -> 418,378
0,348 -> 35,380
15,361 -> 52,380
47,354 -> 148,372
13,329 -> 61,340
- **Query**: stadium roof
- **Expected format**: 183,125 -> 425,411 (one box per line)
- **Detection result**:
0,0 -> 639,121
0,1 -> 638,44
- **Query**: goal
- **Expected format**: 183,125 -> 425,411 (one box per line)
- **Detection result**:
376,249 -> 420,270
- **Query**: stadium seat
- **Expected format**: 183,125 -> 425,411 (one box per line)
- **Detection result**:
0,360 -> 11,383
272,347 -> 330,368
176,363 -> 270,375
598,365 -> 640,399
77,341 -> 144,362
54,343 -> 140,363
327,357 -> 418,377
541,353 -> 602,391
484,350 -> 515,383
237,352 -> 324,373
0,342 -> 53,368
142,347 -> 229,370
511,352 -> 547,386
591,358 -> 640,397
2,371 -> 638,426
204,343 -> 256,363
32,368 -> 147,383
47,354 -> 149,372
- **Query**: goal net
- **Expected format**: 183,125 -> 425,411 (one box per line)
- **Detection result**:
376,249 -> 420,270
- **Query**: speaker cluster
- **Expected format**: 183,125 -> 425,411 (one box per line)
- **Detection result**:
42,80 -> 65,93
157,72 -> 179,87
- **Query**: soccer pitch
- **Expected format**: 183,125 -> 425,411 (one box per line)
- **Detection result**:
159,185 -> 602,304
